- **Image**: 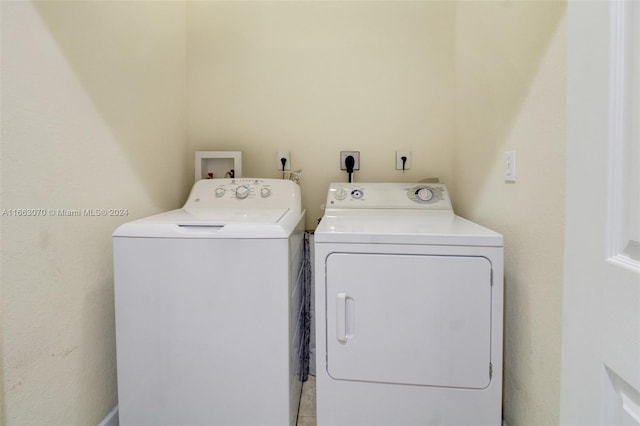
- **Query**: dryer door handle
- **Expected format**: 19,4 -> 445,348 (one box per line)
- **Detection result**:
336,293 -> 354,343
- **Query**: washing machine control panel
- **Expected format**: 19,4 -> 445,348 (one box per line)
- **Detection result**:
326,182 -> 452,210
184,178 -> 301,211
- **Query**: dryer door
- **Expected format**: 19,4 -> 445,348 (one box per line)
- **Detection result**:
325,253 -> 492,389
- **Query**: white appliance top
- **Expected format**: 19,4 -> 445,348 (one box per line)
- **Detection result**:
114,178 -> 303,239
316,182 -> 503,247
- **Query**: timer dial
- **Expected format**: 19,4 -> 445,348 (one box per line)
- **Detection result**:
415,187 -> 434,202
235,185 -> 250,199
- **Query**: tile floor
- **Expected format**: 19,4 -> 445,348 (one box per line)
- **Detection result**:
296,375 -> 316,426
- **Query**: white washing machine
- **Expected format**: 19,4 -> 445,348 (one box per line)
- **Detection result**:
314,182 -> 503,425
113,178 -> 306,426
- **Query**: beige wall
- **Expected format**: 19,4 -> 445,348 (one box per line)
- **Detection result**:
453,2 -> 566,425
187,0 -> 456,229
0,1 -> 568,424
0,1 -> 188,424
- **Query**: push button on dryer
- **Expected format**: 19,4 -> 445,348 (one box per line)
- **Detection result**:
334,188 -> 348,200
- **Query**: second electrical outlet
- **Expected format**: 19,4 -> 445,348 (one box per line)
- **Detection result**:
396,151 -> 411,170
277,152 -> 291,171
340,151 -> 360,170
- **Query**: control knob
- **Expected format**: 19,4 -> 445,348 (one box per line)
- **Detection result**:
260,187 -> 271,198
351,189 -> 364,199
215,187 -> 226,198
235,185 -> 250,199
415,187 -> 434,202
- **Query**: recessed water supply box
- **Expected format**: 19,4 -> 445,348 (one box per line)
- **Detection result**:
195,151 -> 242,181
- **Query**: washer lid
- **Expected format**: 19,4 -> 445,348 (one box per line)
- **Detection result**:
182,207 -> 289,224
315,211 -> 503,247
113,207 -> 300,239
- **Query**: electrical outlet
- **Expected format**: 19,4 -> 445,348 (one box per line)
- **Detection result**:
340,151 -> 360,170
277,151 -> 291,171
396,151 -> 411,170
504,151 -> 516,182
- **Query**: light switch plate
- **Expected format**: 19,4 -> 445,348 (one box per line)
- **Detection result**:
504,151 -> 516,182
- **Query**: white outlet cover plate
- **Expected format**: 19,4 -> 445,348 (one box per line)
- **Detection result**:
340,151 -> 360,170
277,151 -> 291,171
396,151 -> 411,170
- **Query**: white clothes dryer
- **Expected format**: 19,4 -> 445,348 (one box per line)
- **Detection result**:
314,182 -> 503,425
113,178 -> 305,426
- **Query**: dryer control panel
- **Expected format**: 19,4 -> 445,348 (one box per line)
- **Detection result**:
184,178 -> 302,212
326,182 -> 453,210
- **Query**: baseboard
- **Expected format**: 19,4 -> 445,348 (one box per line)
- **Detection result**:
97,405 -> 118,426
